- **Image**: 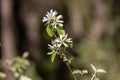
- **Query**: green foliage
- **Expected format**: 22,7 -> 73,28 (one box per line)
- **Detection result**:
56,26 -> 64,36
46,24 -> 53,37
67,41 -> 73,48
10,56 -> 30,78
0,52 -> 32,80
51,51 -> 57,62
43,9 -> 106,80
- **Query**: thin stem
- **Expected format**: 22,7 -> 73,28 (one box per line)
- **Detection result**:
66,62 -> 77,80
81,74 -> 84,80
58,52 -> 77,80
91,72 -> 96,80
52,28 -> 57,38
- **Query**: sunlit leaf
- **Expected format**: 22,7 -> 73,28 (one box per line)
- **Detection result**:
46,24 -> 53,37
51,51 -> 57,62
68,57 -> 74,63
97,69 -> 106,73
72,70 -> 82,74
90,64 -> 96,72
82,70 -> 88,74
68,42 -> 73,48
57,26 -> 64,36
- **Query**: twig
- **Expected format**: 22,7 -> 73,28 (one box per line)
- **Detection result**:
66,62 -> 77,80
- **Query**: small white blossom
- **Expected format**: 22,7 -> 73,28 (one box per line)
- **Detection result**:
54,32 -> 72,48
47,32 -> 72,55
19,75 -> 32,80
42,9 -> 64,28
48,44 -> 59,51
47,44 -> 59,55
53,32 -> 72,48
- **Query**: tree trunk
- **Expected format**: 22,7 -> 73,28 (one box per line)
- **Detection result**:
19,0 -> 41,64
89,0 -> 106,41
67,0 -> 84,42
1,0 -> 16,80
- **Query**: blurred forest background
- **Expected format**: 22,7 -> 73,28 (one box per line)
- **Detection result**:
1,0 -> 120,80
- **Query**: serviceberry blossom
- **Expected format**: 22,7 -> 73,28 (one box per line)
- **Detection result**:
47,32 -> 72,55
42,9 -> 64,28
49,31 -> 72,48
54,32 -> 72,48
19,75 -> 32,80
47,43 -> 59,55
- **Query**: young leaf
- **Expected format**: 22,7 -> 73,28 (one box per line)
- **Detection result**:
57,26 -> 63,36
51,51 -> 57,62
72,70 -> 82,74
90,64 -> 96,72
68,57 -> 74,63
82,70 -> 88,74
97,69 -> 106,73
68,42 -> 73,48
46,24 -> 53,37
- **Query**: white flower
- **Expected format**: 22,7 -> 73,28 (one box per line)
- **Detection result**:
42,9 -> 64,28
48,44 -> 59,51
54,31 -> 72,48
47,44 -> 59,55
19,75 -> 32,80
55,32 -> 72,47
47,31 -> 73,55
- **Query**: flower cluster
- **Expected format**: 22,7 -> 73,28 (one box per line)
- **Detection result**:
53,31 -> 72,48
42,9 -> 64,28
47,31 -> 73,55
43,9 -> 106,80
42,9 -> 73,63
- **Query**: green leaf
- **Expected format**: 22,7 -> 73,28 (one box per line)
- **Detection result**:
56,26 -> 63,36
68,42 -> 73,48
46,24 -> 53,37
51,51 -> 57,62
94,77 -> 100,80
68,57 -> 74,63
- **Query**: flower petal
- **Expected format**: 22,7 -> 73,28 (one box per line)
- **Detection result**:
63,42 -> 68,47
57,15 -> 63,19
59,23 -> 63,27
47,52 -> 53,55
